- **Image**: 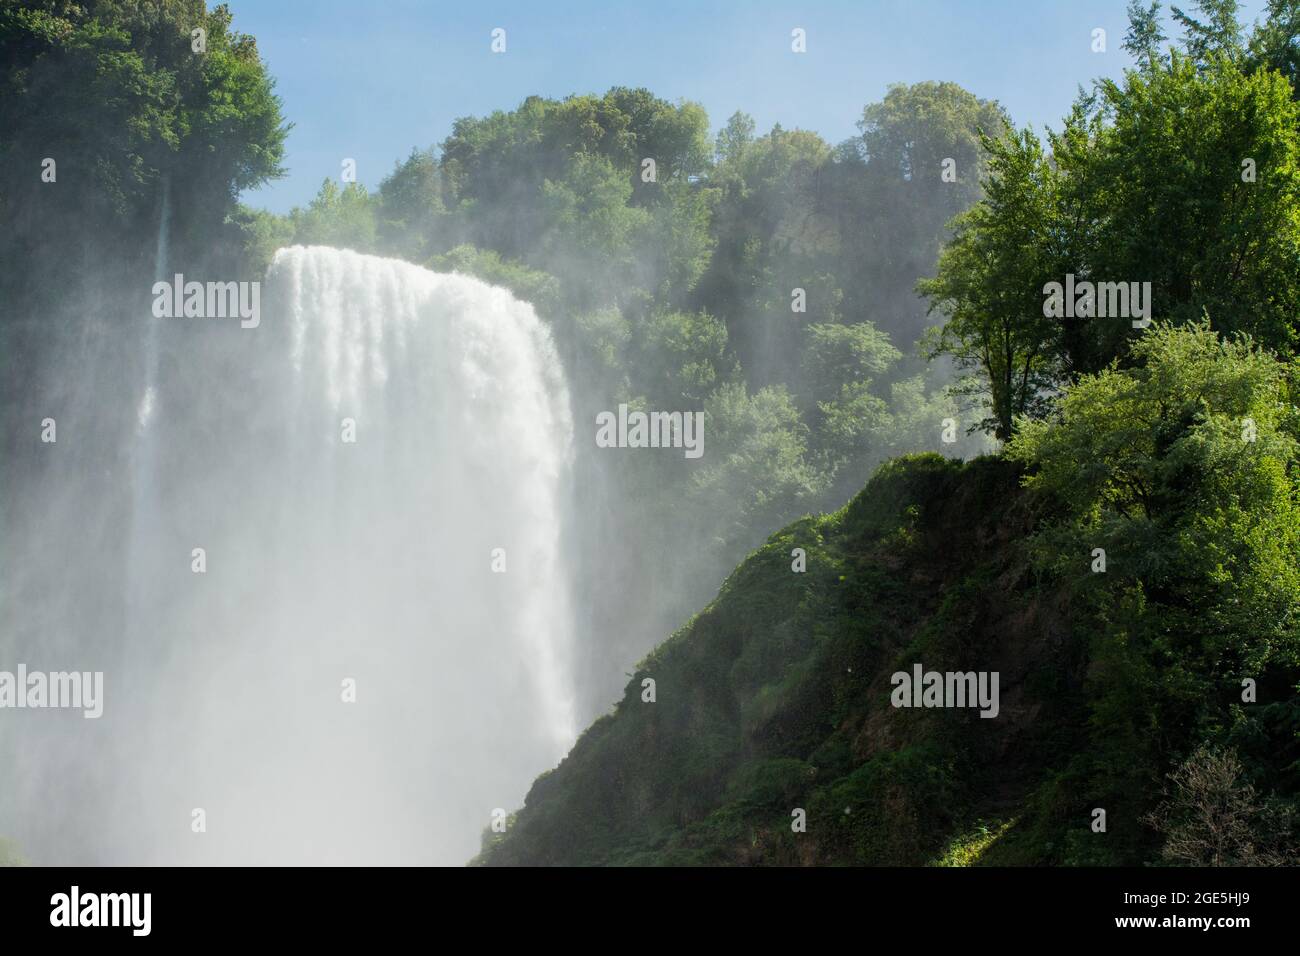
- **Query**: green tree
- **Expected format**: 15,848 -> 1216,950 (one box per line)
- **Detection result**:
0,1 -> 286,256
923,45 -> 1300,437
799,321 -> 900,407
438,87 -> 710,274
1248,0 -> 1300,92
1005,322 -> 1300,861
629,309 -> 731,405
1124,1 -> 1169,62
694,124 -> 836,385
690,381 -> 825,549
376,147 -> 445,258
1171,0 -> 1244,64
0,0 -> 288,420
1060,53 -> 1300,362
839,82 -> 1009,347
715,110 -> 755,164
919,126 -> 1062,441
288,178 -> 378,251
538,152 -> 652,309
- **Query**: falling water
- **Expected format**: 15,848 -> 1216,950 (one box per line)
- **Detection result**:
264,244 -> 578,754
2,245 -> 578,865
142,174 -> 170,430
124,176 -> 169,634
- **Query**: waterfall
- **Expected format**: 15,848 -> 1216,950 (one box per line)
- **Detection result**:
193,244 -> 579,863
124,177 -> 170,637
142,174 -> 170,430
3,245 -> 578,865
264,245 -> 579,754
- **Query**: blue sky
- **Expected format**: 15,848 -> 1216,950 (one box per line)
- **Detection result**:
231,0 -> 1270,213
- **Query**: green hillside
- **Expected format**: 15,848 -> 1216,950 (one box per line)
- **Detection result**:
478,326 -> 1300,866
477,453 -> 1058,865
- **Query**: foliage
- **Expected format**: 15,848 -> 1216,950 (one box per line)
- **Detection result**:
923,7 -> 1300,438
0,0 -> 287,264
1004,323 -> 1300,863
919,126 -> 1063,440
287,178 -> 377,251
1062,54 -> 1300,365
1144,744 -> 1297,865
0,0 -> 289,486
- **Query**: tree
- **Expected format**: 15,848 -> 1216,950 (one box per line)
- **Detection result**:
693,123 -> 836,386
799,321 -> 900,408
1008,323 -> 1300,770
919,126 -> 1062,441
438,88 -> 711,266
0,1 -> 287,231
1145,745 -> 1297,865
1006,323 -> 1300,861
0,0 -> 288,425
376,147 -> 445,257
1171,0 -> 1244,64
1124,1 -> 1168,63
1059,53 -> 1300,363
1130,1 -> 1300,99
288,178 -> 378,251
923,39 -> 1300,434
715,110 -> 755,164
1248,0 -> 1300,92
629,309 -> 731,405
690,382 -> 825,549
539,152 -> 652,309
839,82 -> 1008,347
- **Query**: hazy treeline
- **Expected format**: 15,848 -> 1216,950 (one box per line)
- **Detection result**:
0,1 -> 287,704
0,1 -> 291,864
0,0 -> 285,490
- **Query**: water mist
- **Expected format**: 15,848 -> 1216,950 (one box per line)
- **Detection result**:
1,245 -> 578,865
